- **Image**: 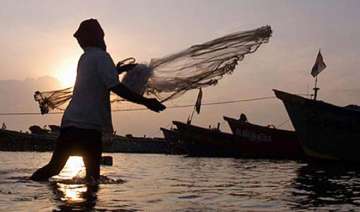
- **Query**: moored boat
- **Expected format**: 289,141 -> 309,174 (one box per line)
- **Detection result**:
173,120 -> 303,159
160,128 -> 178,144
0,128 -> 57,151
0,128 -> 170,154
160,127 -> 186,154
274,89 -> 360,161
223,115 -> 303,158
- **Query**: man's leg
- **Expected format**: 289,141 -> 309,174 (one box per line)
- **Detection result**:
82,130 -> 102,181
30,130 -> 71,181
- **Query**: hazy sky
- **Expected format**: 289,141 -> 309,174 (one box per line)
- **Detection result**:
1,0 -> 360,136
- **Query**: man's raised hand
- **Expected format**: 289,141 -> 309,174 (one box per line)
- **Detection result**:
145,98 -> 166,112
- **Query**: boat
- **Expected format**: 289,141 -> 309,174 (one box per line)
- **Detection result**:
0,127 -> 171,154
274,89 -> 360,161
103,134 -> 170,154
160,127 -> 178,144
160,127 -> 186,154
0,128 -> 57,151
224,116 -> 303,158
173,120 -> 303,159
173,121 -> 238,157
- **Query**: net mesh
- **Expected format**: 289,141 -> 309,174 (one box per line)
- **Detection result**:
34,88 -> 73,114
34,25 -> 272,114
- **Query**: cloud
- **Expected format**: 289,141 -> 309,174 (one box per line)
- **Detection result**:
0,76 -> 62,131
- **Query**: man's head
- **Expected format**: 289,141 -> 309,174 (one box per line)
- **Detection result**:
74,19 -> 106,51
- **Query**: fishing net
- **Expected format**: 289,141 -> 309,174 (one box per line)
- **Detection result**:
34,88 -> 73,114
34,25 -> 272,114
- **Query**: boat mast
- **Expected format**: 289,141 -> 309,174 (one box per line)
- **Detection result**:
187,107 -> 196,124
311,49 -> 326,101
313,76 -> 320,100
187,88 -> 203,124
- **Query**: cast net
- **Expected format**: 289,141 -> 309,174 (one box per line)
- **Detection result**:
34,25 -> 272,114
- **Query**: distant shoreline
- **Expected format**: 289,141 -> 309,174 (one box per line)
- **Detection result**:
0,129 -> 173,154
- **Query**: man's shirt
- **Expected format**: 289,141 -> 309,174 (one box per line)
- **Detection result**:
61,47 -> 119,132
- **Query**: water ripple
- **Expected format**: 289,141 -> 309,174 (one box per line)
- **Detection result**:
1,152 -> 360,211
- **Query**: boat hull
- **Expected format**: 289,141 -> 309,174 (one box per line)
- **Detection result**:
224,116 -> 303,158
274,89 -> 360,161
173,121 -> 303,159
160,128 -> 186,154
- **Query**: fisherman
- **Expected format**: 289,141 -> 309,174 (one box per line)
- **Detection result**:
31,19 -> 165,181
239,113 -> 248,122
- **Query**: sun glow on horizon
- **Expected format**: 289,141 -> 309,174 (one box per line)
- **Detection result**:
55,59 -> 77,87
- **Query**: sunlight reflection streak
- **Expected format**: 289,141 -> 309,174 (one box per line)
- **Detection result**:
59,156 -> 85,179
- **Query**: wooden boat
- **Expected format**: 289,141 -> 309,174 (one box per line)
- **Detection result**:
0,128 -> 170,154
160,128 -> 178,144
160,128 -> 186,154
0,129 -> 56,151
173,121 -> 303,159
104,134 -> 169,154
223,116 -> 303,158
274,89 -> 360,161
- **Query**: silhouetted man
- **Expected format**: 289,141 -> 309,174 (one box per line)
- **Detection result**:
31,19 -> 165,181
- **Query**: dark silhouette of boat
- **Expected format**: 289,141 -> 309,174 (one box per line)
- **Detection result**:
274,89 -> 360,161
0,128 -> 57,151
173,120 -> 303,159
0,127 -> 170,154
160,127 -> 186,154
160,128 -> 178,144
224,116 -> 303,158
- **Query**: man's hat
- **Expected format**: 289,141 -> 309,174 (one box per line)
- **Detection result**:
74,18 -> 104,40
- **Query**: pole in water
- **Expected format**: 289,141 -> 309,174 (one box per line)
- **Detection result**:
313,76 -> 320,100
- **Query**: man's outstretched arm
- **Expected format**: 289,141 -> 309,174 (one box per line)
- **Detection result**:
110,83 -> 166,112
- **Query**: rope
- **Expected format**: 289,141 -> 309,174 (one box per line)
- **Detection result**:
0,94 -> 310,116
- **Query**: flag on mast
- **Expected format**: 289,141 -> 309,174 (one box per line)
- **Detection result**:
195,88 -> 203,114
311,50 -> 327,77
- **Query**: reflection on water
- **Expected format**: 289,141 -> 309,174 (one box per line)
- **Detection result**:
57,156 -> 85,179
57,183 -> 88,203
49,182 -> 98,211
290,163 -> 360,210
49,156 -> 99,211
1,152 -> 360,211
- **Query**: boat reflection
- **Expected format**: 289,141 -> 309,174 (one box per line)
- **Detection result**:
290,163 -> 360,210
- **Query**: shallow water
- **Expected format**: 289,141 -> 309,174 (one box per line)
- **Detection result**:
1,152 -> 360,211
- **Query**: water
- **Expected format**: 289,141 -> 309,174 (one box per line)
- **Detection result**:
1,152 -> 360,211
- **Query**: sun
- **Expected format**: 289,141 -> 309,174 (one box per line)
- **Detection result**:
55,59 -> 77,87
58,69 -> 76,87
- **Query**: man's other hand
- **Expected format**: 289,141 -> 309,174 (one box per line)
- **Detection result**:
145,98 -> 166,112
110,84 -> 166,112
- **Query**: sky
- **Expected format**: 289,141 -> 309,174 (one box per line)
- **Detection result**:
1,0 -> 360,136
